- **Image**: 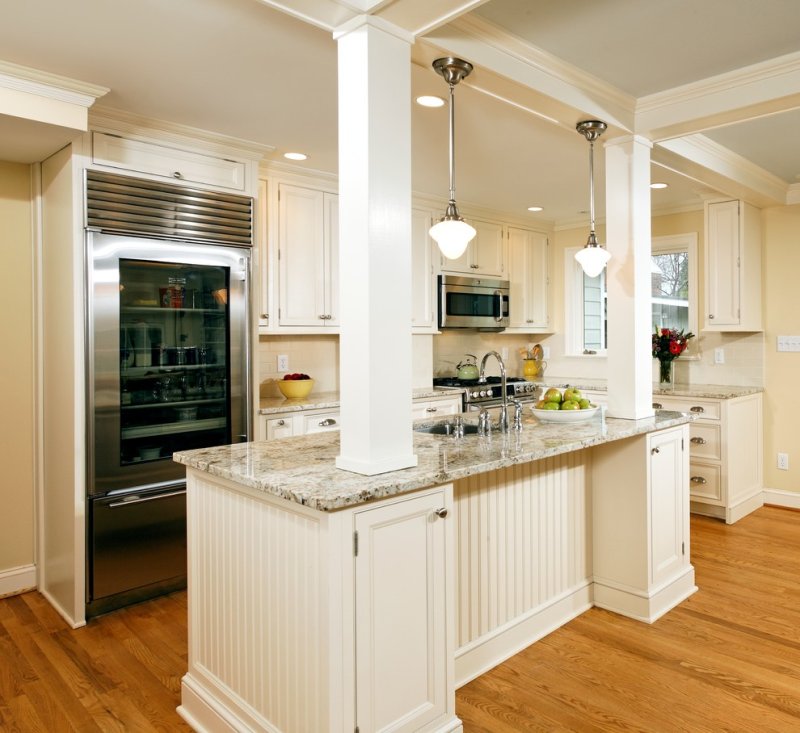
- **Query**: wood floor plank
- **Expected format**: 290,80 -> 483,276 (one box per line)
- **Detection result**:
0,505 -> 798,731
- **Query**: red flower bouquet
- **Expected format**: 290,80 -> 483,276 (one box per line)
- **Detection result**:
652,327 -> 694,383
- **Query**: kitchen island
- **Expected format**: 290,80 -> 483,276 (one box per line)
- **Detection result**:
174,408 -> 696,733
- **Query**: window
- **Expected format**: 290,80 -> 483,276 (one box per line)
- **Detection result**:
564,233 -> 697,356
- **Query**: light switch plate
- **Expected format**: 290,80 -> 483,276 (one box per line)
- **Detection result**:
714,347 -> 725,364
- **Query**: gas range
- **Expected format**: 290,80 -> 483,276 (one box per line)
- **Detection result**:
433,376 -> 540,409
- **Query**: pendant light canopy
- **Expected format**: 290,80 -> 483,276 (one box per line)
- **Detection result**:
429,57 -> 476,260
575,120 -> 610,278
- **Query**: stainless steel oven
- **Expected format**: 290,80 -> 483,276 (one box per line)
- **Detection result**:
438,275 -> 509,331
432,377 -> 539,411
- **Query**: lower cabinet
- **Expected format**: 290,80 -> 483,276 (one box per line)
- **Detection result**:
652,392 -> 763,523
411,394 -> 462,421
592,425 -> 695,623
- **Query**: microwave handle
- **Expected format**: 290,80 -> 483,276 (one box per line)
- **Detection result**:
494,290 -> 503,322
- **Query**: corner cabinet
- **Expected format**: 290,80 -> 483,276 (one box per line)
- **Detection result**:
506,226 -> 550,332
439,218 -> 505,277
592,425 -> 695,623
180,474 -> 459,733
277,183 -> 339,329
704,199 -> 762,331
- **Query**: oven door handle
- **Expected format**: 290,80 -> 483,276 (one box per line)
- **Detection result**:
107,489 -> 186,508
494,290 -> 503,322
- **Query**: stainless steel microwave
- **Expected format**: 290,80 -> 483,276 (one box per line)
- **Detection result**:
438,274 -> 510,331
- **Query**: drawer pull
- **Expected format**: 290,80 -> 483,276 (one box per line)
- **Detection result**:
690,436 -> 706,445
319,418 -> 337,427
426,407 -> 438,412
434,507 -> 448,519
173,171 -> 183,179
691,476 -> 707,484
690,406 -> 705,413
277,419 -> 285,426
653,402 -> 662,409
651,447 -> 660,455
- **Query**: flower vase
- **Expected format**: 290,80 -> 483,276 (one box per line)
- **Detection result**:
658,358 -> 674,386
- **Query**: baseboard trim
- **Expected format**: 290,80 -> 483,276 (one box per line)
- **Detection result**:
455,581 -> 592,688
0,564 -> 36,599
763,488 -> 800,510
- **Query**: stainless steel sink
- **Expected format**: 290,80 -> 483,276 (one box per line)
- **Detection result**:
414,422 -> 479,436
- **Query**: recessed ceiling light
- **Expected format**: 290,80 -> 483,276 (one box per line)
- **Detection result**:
527,206 -> 543,212
284,152 -> 308,161
416,95 -> 445,108
650,182 -> 668,189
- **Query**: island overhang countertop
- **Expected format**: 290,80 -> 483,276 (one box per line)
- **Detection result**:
174,409 -> 694,512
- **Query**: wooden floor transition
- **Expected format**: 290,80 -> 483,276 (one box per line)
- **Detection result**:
1,506 -> 798,732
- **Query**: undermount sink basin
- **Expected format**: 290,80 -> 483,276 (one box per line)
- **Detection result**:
414,422 -> 479,436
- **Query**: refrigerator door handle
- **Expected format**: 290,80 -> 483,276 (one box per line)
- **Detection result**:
108,489 -> 186,508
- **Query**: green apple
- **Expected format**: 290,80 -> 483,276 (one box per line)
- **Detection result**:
578,398 -> 592,409
534,399 -> 548,409
563,387 -> 582,403
561,399 -> 580,410
543,387 -> 562,403
542,401 -> 560,410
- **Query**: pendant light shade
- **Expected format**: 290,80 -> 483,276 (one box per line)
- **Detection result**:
429,57 -> 475,260
575,120 -> 610,277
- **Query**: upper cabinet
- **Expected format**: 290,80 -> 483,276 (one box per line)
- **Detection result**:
704,199 -> 762,331
276,183 -> 339,329
506,226 -> 550,332
439,218 -> 506,278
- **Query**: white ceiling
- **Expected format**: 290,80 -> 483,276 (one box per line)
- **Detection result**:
1,0 -> 799,226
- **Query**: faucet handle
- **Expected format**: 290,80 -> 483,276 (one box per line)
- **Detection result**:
512,400 -> 523,431
478,408 -> 491,436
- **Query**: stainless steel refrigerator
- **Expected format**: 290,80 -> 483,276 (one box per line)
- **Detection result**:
84,171 -> 252,616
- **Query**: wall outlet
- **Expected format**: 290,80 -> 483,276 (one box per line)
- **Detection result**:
778,452 -> 789,470
714,347 -> 725,364
277,354 -> 289,372
777,335 -> 800,352
501,347 -> 509,361
543,346 -> 551,359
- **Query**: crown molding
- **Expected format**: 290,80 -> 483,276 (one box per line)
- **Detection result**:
0,59 -> 108,107
89,106 -> 273,161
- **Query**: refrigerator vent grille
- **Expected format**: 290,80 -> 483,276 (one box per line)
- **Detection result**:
86,170 -> 253,246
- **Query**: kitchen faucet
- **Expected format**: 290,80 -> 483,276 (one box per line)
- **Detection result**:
479,350 -> 509,432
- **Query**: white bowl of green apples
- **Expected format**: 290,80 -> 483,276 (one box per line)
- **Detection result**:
530,386 -> 600,423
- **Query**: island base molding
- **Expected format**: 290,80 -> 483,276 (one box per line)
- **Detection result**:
593,568 -> 697,624
691,488 -> 764,524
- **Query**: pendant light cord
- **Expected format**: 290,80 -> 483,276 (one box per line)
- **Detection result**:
588,137 -> 596,240
448,82 -> 456,205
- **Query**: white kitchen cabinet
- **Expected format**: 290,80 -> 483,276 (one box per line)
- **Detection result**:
652,392 -> 763,523
354,489 -> 453,732
440,218 -> 505,277
411,394 -> 462,421
704,199 -> 762,331
260,406 -> 340,441
264,415 -> 295,441
300,409 -> 340,434
277,183 -> 339,329
506,226 -> 550,332
92,131 -> 247,191
411,208 -> 438,332
257,179 -> 270,328
592,425 -> 694,622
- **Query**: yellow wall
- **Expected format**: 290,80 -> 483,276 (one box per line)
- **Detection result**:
0,162 -> 35,576
763,204 -> 800,494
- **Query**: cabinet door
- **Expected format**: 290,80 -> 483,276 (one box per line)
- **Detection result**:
257,180 -> 270,329
705,200 -> 740,327
411,209 -> 436,330
649,428 -> 688,587
278,184 -> 326,327
471,219 -> 505,276
507,226 -> 548,329
324,193 -> 339,326
355,491 -> 449,733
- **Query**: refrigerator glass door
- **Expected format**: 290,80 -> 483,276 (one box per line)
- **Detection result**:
88,232 -> 250,496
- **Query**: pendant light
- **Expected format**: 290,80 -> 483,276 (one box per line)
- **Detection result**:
575,120 -> 611,278
429,57 -> 476,260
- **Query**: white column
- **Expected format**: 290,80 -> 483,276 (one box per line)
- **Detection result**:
604,135 -> 655,420
334,16 -> 418,475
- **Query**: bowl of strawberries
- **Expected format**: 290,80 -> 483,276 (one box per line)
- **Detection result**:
276,373 -> 314,399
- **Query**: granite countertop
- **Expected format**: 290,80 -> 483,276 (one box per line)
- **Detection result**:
536,378 -> 762,400
175,409 -> 693,512
259,387 -> 458,414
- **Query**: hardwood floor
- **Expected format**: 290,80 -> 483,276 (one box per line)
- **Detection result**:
0,506 -> 798,732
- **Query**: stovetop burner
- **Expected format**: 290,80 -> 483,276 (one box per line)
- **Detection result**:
433,376 -> 526,388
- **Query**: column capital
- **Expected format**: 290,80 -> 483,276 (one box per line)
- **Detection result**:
333,13 -> 415,44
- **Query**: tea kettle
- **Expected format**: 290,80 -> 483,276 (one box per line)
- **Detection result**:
456,354 -> 480,381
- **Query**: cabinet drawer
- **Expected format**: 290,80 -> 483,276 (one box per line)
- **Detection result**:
688,423 -> 721,460
265,416 -> 295,441
301,411 -> 341,434
653,396 -> 720,420
93,132 -> 246,191
689,462 -> 722,502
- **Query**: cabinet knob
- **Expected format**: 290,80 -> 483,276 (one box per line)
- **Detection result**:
319,314 -> 326,320
262,313 -> 269,320
434,507 -> 448,519
470,264 -> 479,269
277,419 -> 285,426
690,436 -> 706,444
709,314 -> 715,319
691,476 -> 707,484
653,402 -> 663,409
173,171 -> 183,179
690,406 -> 705,413
651,447 -> 660,455
426,407 -> 438,413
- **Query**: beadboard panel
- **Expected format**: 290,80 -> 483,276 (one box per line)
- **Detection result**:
186,474 -> 326,733
453,452 -> 591,651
